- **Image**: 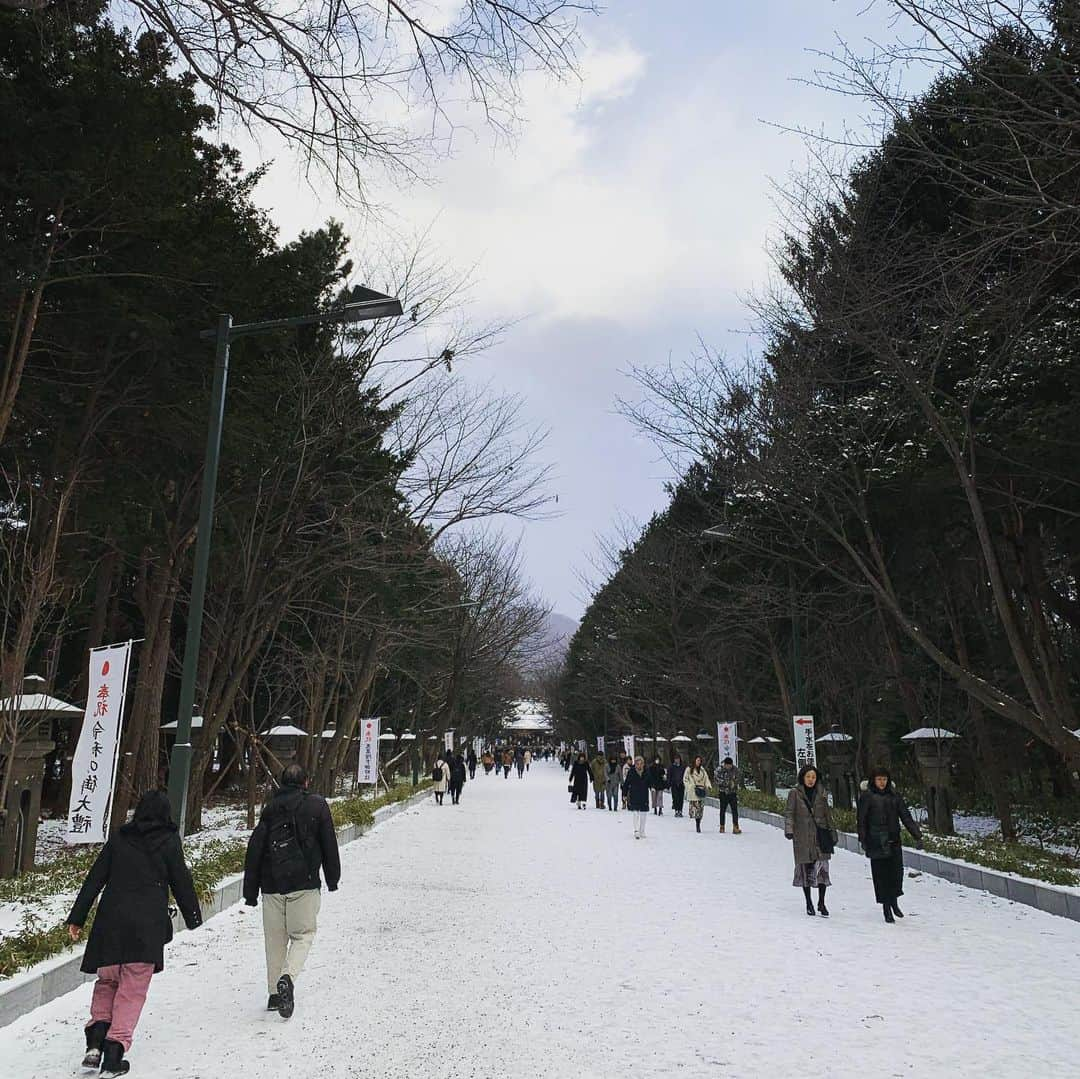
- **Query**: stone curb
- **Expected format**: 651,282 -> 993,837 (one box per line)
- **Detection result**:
708,800 -> 1080,923
0,786 -> 433,1030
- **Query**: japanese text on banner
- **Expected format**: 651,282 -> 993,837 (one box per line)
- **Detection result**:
717,722 -> 738,767
358,717 -> 380,784
792,715 -> 816,772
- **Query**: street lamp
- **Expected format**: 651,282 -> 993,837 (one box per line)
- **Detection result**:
167,287 -> 403,830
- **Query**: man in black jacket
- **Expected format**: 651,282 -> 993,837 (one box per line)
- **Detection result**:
243,764 -> 341,1018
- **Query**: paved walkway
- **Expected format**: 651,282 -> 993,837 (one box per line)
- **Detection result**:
4,762 -> 1080,1077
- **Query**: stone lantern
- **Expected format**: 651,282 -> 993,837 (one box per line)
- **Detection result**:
901,727 -> 960,834
746,736 -> 781,796
0,675 -> 79,877
263,717 -> 308,771
816,725 -> 857,809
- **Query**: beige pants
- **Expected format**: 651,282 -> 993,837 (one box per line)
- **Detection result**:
262,889 -> 322,993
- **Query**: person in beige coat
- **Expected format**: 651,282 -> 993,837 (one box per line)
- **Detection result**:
684,757 -> 712,833
433,756 -> 451,805
785,765 -> 836,917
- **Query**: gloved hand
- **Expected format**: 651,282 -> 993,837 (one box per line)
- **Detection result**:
244,899 -> 257,908
784,833 -> 793,840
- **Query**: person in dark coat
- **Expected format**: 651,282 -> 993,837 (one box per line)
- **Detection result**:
449,753 -> 467,804
857,765 -> 924,923
646,756 -> 667,815
243,764 -> 341,1018
668,755 -> 687,818
568,752 -> 590,809
622,756 -> 652,838
466,745 -> 478,780
785,765 -> 836,917
66,790 -> 202,1076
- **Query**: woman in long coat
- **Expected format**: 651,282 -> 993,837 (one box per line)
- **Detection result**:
622,756 -> 652,838
433,755 -> 451,804
569,752 -> 591,809
784,765 -> 836,917
684,756 -> 711,833
857,765 -> 924,923
589,754 -> 607,808
66,790 -> 202,1076
604,756 -> 622,811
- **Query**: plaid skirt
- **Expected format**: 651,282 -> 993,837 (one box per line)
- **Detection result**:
688,800 -> 704,821
792,859 -> 832,888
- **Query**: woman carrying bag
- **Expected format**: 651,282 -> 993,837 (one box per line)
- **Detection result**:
684,757 -> 711,833
857,765 -> 924,923
569,751 -> 591,809
784,765 -> 837,917
65,790 -> 202,1077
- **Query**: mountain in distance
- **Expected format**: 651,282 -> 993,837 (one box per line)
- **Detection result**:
522,611 -> 579,670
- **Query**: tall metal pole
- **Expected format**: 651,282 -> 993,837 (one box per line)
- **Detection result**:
167,314 -> 232,831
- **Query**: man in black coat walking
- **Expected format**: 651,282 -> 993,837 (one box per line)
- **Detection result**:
243,764 -> 341,1018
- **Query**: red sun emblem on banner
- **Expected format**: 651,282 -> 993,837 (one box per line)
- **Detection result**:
102,661 -> 110,676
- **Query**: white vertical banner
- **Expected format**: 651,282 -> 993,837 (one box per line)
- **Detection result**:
717,722 -> 738,767
623,734 -> 635,759
793,715 -> 816,772
444,730 -> 454,753
357,716 -> 380,784
473,737 -> 483,757
577,739 -> 586,752
66,642 -> 133,845
596,735 -> 604,753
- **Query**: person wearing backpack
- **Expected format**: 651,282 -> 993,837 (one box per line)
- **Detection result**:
243,764 -> 341,1019
432,755 -> 450,804
65,790 -> 202,1077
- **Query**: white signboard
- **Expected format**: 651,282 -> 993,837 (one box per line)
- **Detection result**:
577,739 -> 586,752
623,734 -> 635,760
444,730 -> 454,752
473,737 -> 483,757
358,716 -> 380,784
66,642 -> 133,845
717,722 -> 738,767
596,735 -> 604,752
793,715 -> 816,772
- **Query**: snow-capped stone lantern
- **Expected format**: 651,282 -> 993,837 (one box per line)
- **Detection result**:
746,736 -> 782,796
816,725 -> 856,809
901,727 -> 960,835
263,717 -> 308,770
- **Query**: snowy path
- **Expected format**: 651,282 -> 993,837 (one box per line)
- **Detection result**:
4,762 -> 1080,1079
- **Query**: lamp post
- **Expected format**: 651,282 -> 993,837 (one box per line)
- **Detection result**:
167,288 -> 403,830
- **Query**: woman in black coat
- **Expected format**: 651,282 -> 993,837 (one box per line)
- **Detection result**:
66,790 -> 202,1075
449,753 -> 467,805
622,756 -> 652,839
857,766 -> 924,923
645,757 -> 667,815
569,752 -> 590,809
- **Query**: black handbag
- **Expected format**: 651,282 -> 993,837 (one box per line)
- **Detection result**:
816,825 -> 837,856
694,785 -> 707,799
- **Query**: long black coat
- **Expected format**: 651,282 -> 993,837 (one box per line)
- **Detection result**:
449,757 -> 467,787
67,821 -> 202,974
645,763 -> 667,790
622,768 -> 651,812
857,786 -> 922,859
243,786 -> 341,903
569,759 -> 590,800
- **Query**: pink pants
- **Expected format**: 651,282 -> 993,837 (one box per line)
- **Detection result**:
88,963 -> 154,1051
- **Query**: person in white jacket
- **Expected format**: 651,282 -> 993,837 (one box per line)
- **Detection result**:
432,756 -> 451,805
684,757 -> 712,834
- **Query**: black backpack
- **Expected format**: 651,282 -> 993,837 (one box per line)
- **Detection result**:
432,763 -> 442,782
267,800 -> 312,892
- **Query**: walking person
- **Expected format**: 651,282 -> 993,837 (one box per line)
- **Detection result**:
590,752 -> 607,809
605,756 -> 622,811
466,745 -> 478,780
503,748 -> 514,778
449,752 -> 467,805
623,756 -> 651,839
668,754 -> 686,818
243,764 -> 341,1018
715,756 -> 742,834
432,755 -> 451,804
569,751 -> 590,810
65,790 -> 202,1077
523,749 -> 533,773
857,765 -> 924,923
515,746 -> 526,778
685,756 -> 711,833
646,756 -> 667,815
620,754 -> 632,809
784,765 -> 837,917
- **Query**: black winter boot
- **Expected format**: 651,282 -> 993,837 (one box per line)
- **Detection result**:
883,904 -> 895,924
891,901 -> 904,918
276,974 -> 295,1019
100,1039 -> 130,1077
82,1021 -> 109,1069
267,994 -> 281,1011
695,819 -> 701,833
817,886 -> 829,917
804,887 -> 815,916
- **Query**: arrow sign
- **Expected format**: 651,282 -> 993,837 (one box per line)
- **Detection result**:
792,715 -> 817,770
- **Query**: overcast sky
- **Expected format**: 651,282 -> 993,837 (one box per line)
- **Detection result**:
241,1 -> 915,619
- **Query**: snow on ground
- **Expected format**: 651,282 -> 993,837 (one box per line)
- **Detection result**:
3,763 -> 1080,1079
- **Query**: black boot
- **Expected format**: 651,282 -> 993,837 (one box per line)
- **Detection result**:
695,819 -> 701,833
100,1039 -> 130,1077
804,887 -> 815,916
82,1020 -> 109,1069
267,993 -> 281,1011
817,886 -> 829,917
891,901 -> 904,918
883,903 -> 895,924
276,974 -> 295,1019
